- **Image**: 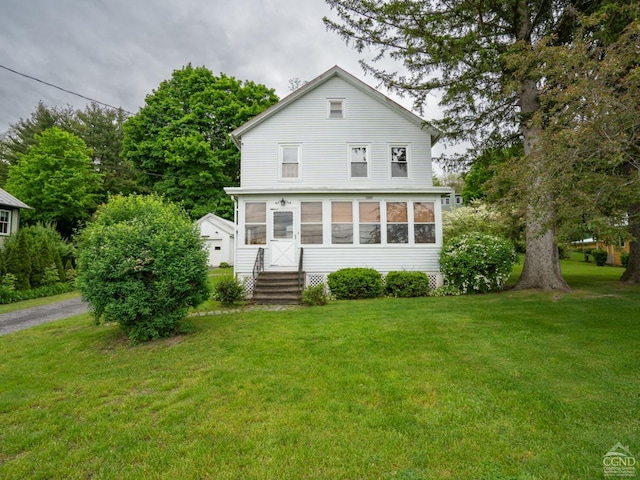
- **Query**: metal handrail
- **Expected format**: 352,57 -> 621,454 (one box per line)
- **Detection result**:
297,247 -> 304,291
252,247 -> 264,280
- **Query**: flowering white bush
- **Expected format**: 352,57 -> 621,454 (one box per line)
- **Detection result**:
442,201 -> 506,240
440,233 -> 517,294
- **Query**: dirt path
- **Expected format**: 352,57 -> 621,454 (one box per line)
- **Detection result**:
0,297 -> 89,336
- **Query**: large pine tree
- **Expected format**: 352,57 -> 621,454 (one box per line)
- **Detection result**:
324,0 -> 637,289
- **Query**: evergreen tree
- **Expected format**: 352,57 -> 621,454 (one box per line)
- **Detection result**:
324,0 -> 638,289
5,230 -> 32,290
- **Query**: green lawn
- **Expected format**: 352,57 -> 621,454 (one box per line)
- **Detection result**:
0,261 -> 638,479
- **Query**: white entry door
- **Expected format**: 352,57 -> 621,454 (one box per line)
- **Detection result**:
270,209 -> 297,267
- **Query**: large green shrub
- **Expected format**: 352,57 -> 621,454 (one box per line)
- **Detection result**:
440,233 -> 517,294
212,277 -> 246,307
384,271 -> 430,298
327,268 -> 383,300
592,249 -> 608,266
76,194 -> 210,343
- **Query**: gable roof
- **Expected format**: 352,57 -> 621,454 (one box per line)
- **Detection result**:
230,65 -> 443,147
0,188 -> 31,209
195,213 -> 235,236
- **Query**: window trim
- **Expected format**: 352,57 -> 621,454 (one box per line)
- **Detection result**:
358,201 -> 381,245
278,144 -> 301,181
0,209 -> 11,236
244,202 -> 267,245
413,201 -> 436,244
327,99 -> 345,119
301,201 -> 323,245
347,144 -> 370,179
389,144 -> 410,178
386,201 -> 409,244
331,201 -> 354,244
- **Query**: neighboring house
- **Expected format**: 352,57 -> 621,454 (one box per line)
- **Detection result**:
196,213 -> 235,267
0,188 -> 31,248
441,193 -> 464,210
572,237 -> 630,266
225,66 -> 452,294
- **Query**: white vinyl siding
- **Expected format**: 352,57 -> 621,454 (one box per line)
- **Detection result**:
238,77 -> 433,188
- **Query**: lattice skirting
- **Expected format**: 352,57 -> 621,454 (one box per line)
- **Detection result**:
306,274 -> 328,289
237,272 -> 442,295
304,272 -> 442,290
239,275 -> 255,296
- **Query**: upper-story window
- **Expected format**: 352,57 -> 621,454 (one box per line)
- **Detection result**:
0,210 -> 11,235
349,145 -> 369,178
390,145 -> 409,178
280,145 -> 300,179
328,99 -> 344,119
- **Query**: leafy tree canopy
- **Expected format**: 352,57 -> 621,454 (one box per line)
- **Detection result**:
122,64 -> 279,220
461,144 -> 523,204
73,103 -> 140,199
5,127 -> 102,237
0,102 -> 141,200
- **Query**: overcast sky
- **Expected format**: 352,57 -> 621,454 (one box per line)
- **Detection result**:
0,0 -> 457,159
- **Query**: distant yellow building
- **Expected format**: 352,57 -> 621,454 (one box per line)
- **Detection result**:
573,238 -> 630,266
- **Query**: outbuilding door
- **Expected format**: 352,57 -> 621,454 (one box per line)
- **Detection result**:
205,239 -> 224,267
270,209 -> 297,267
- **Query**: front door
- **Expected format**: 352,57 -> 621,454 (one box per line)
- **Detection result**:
270,209 -> 297,267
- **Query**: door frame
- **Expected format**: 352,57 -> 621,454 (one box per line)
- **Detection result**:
268,206 -> 298,268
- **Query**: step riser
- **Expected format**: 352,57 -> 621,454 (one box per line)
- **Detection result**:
253,272 -> 304,305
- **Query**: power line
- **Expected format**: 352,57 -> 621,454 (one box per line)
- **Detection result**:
0,64 -> 135,115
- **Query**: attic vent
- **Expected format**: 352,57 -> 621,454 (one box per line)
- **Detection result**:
328,99 -> 344,119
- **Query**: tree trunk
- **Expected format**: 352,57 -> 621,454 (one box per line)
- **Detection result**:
516,216 -> 569,290
513,77 -> 570,291
620,201 -> 640,284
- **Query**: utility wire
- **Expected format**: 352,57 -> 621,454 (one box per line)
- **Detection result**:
0,64 -> 135,115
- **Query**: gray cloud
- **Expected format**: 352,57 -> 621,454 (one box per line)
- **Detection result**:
0,0 -> 454,159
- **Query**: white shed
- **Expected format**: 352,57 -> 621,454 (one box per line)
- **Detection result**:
196,213 -> 235,267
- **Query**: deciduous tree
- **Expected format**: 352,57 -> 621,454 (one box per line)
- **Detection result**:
123,65 -> 278,220
5,127 -> 102,237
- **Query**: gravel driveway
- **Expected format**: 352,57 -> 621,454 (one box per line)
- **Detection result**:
0,297 -> 89,336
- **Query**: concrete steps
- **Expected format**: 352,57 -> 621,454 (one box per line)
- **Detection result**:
253,271 -> 304,305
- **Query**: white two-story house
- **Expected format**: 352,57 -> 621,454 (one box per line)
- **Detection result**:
225,66 -> 451,295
